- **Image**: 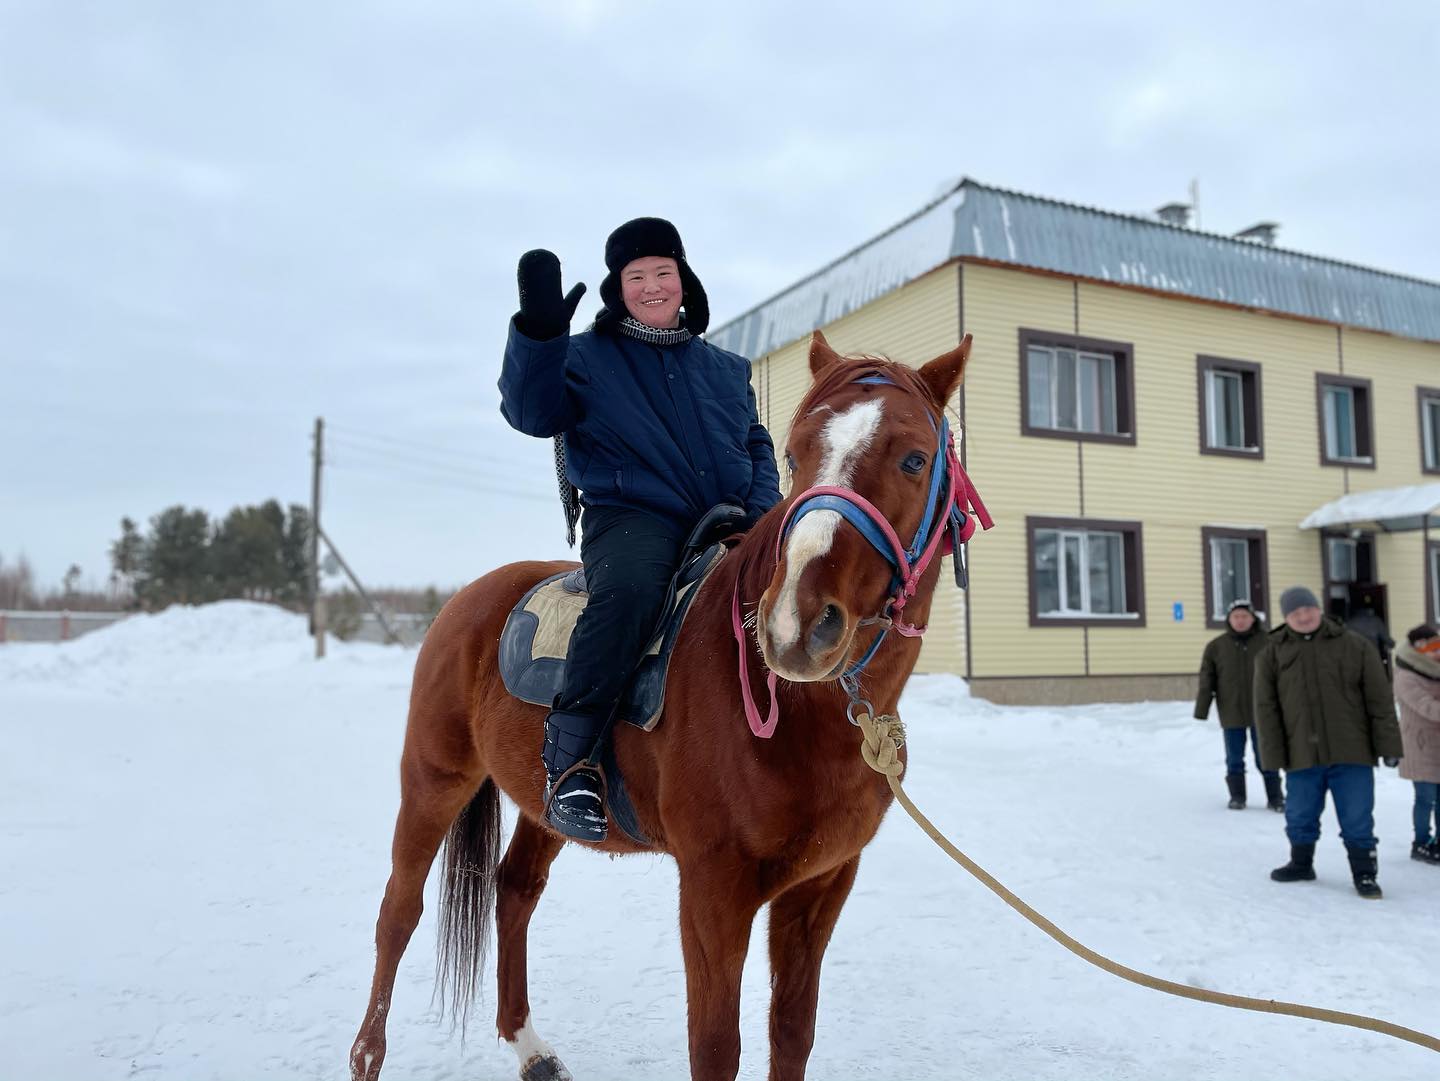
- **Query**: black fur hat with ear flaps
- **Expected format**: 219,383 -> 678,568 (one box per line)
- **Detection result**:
593,217 -> 709,335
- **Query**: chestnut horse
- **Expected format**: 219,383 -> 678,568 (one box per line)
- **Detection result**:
350,331 -> 977,1081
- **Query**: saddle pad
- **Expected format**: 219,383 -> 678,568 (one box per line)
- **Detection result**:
498,544 -> 726,731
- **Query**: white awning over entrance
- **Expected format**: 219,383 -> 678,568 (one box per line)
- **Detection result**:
1300,482 -> 1440,531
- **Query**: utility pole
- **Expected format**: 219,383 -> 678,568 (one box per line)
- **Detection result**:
311,416 -> 326,658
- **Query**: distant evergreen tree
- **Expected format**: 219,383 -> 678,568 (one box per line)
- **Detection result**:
278,504 -> 313,607
109,517 -> 143,605
136,506 -> 214,608
120,501 -> 313,612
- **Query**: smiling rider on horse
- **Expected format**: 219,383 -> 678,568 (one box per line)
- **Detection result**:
498,217 -> 784,842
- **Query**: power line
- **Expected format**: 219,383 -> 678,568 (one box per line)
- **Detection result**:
327,458 -> 554,503
328,427 -> 548,479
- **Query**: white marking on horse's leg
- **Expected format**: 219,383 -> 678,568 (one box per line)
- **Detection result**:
771,399 -> 885,650
509,1015 -> 572,1081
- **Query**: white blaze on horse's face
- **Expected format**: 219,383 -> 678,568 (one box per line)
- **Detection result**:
769,397 -> 885,653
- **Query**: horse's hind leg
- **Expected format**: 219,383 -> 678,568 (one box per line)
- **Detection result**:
495,814 -> 571,1081
349,765 -> 483,1081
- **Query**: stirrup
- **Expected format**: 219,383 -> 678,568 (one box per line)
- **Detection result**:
543,762 -> 608,842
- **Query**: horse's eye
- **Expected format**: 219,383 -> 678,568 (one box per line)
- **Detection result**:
902,452 -> 928,475
785,453 -> 797,474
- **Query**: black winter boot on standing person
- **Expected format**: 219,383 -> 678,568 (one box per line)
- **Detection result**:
1225,774 -> 1247,810
1262,774 -> 1285,812
1270,843 -> 1317,882
1345,845 -> 1383,899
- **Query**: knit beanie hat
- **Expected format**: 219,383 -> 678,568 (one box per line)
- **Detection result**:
1279,586 -> 1320,616
594,217 -> 709,335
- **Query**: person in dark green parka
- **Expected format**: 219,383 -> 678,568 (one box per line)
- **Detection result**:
1194,599 -> 1281,811
1255,585 -> 1403,899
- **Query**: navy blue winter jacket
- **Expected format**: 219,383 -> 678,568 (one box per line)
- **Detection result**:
499,320 -> 784,534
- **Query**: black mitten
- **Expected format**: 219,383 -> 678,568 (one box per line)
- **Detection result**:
516,249 -> 586,340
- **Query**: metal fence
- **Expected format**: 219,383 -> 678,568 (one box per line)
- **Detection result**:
0,609 -> 428,646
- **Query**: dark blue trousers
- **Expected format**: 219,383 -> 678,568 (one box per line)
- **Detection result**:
1283,764 -> 1377,849
1223,725 -> 1277,779
543,505 -> 684,774
1415,781 -> 1439,845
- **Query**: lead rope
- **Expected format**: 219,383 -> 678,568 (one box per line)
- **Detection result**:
850,703 -> 1440,1056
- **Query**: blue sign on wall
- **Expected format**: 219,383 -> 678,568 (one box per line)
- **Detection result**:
1173,602 -> 1184,622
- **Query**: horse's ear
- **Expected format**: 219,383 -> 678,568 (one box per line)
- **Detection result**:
919,334 -> 972,407
808,330 -> 842,377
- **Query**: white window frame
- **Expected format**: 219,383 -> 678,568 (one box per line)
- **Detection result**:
1423,396 -> 1440,471
1209,536 -> 1251,621
1035,527 -> 1130,618
1027,346 -> 1120,435
1206,369 -> 1247,450
1322,384 -> 1372,463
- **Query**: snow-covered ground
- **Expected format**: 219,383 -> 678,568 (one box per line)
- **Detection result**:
2,601 -> 1435,1080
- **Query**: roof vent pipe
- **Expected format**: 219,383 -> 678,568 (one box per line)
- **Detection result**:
1156,202 -> 1192,227
1235,222 -> 1280,246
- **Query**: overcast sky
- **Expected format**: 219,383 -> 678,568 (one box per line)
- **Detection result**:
4,0 -> 1438,595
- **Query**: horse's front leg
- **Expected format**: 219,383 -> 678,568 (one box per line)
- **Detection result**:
677,857 -> 762,1081
765,857 -> 860,1081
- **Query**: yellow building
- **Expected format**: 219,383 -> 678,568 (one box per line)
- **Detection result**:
710,179 -> 1440,704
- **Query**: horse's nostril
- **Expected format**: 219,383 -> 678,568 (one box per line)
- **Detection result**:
808,603 -> 845,654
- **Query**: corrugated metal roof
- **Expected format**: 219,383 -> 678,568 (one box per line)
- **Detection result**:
708,178 -> 1440,357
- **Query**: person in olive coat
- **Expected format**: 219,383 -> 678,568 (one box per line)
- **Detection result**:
1194,599 -> 1281,811
1255,586 -> 1403,899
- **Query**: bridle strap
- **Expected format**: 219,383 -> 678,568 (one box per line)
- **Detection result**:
731,570 -> 779,738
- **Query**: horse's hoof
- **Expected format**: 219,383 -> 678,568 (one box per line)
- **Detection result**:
520,1053 -> 573,1081
349,1037 -> 385,1081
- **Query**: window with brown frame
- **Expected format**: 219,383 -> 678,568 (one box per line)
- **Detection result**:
1201,527 -> 1269,627
1197,356 -> 1263,458
1428,540 -> 1440,625
1316,374 -> 1375,468
1027,516 -> 1145,627
1019,329 -> 1136,445
1419,387 -> 1440,475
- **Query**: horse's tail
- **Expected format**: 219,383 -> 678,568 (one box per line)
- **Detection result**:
434,777 -> 502,1028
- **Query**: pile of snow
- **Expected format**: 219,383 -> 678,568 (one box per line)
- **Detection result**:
0,600 -> 403,692
2,602 -> 1436,1079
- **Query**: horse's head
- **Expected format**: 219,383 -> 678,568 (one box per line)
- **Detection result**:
756,331 -> 972,683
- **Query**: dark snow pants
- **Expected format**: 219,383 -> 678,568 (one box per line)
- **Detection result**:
542,505 -> 684,774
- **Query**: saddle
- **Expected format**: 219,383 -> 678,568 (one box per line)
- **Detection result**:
498,503 -> 745,729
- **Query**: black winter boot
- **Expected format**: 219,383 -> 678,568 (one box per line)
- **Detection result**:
1262,774 -> 1285,813
1225,773 -> 1247,810
1411,840 -> 1440,865
1270,843 -> 1317,882
541,707 -> 608,843
1345,845 -> 1382,899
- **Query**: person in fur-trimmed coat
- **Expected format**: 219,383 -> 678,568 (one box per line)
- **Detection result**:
1394,623 -> 1440,864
